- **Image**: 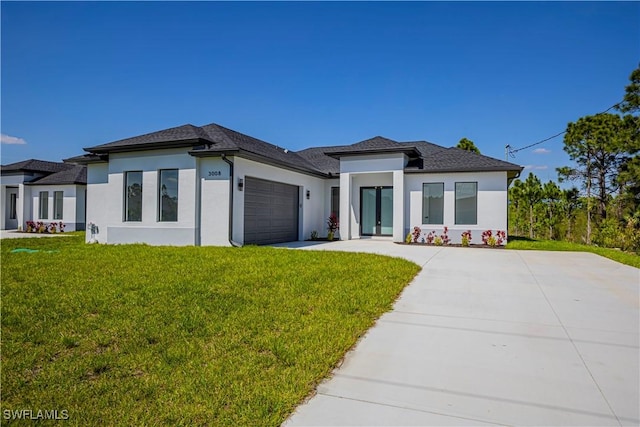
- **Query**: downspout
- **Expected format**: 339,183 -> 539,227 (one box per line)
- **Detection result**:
221,154 -> 241,247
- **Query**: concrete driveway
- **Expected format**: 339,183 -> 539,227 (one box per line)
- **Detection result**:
278,240 -> 640,426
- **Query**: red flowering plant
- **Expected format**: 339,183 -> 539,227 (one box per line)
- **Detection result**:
327,213 -> 339,240
425,231 -> 435,244
49,222 -> 58,233
412,226 -> 422,243
36,221 -> 46,233
26,221 -> 36,233
481,229 -> 493,245
482,230 -> 506,247
58,222 -> 66,232
440,226 -> 451,245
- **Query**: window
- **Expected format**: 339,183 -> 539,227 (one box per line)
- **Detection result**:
455,182 -> 477,225
331,187 -> 340,218
53,191 -> 64,220
39,191 -> 49,219
9,193 -> 17,220
422,183 -> 444,224
158,169 -> 178,222
125,171 -> 143,221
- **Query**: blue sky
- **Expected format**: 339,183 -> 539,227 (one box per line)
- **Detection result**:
1,1 -> 638,183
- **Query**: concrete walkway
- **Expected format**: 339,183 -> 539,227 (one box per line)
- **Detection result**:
278,241 -> 640,426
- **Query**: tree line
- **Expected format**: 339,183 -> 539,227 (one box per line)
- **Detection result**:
508,64 -> 640,253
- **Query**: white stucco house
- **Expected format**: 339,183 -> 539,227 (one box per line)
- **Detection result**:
68,122 -> 522,246
1,159 -> 87,231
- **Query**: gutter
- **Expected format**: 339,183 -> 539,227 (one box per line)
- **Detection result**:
221,154 -> 241,247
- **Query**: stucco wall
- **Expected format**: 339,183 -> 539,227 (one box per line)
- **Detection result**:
26,184 -> 86,231
340,153 -> 406,173
199,157 -> 231,246
405,171 -> 508,244
86,149 -> 198,245
86,162 -> 110,242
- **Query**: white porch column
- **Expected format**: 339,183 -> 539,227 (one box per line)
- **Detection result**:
392,170 -> 404,242
339,172 -> 351,240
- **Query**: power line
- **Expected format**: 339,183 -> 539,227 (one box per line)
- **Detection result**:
506,101 -> 623,159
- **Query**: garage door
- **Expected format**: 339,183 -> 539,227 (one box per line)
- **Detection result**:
244,177 -> 299,245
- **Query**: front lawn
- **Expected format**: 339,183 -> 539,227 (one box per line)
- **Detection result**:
1,235 -> 420,425
506,236 -> 640,269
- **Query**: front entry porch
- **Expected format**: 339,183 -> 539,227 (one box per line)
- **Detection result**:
339,170 -> 405,242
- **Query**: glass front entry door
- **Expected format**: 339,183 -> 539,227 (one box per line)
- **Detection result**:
360,186 -> 393,236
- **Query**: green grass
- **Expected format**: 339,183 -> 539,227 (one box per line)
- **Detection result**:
506,236 -> 640,269
1,235 -> 420,426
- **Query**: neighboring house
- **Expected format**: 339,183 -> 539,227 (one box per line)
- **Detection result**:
0,159 -> 87,231
68,122 -> 522,246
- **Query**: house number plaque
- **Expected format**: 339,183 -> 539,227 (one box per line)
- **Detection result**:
208,170 -> 222,177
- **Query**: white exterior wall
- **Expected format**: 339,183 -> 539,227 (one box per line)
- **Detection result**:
349,172 -> 394,239
323,178 -> 340,238
27,184 -> 86,231
405,171 -> 508,244
86,163 -> 110,242
199,157 -> 231,246
339,153 -> 406,242
86,148 -> 198,245
233,157 -> 326,244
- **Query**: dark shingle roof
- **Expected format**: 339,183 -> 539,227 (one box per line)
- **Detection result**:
81,122 -> 521,176
84,124 -> 213,153
415,145 -> 522,173
296,146 -> 342,175
1,159 -> 75,174
63,154 -> 107,164
28,165 -> 87,185
191,123 -> 326,176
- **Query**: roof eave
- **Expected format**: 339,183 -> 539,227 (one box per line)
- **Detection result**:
63,154 -> 108,165
84,138 -> 208,154
189,148 -> 329,178
404,166 -> 524,174
326,147 -> 421,158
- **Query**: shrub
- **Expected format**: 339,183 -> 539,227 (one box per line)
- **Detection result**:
482,230 -> 506,247
310,230 -> 319,240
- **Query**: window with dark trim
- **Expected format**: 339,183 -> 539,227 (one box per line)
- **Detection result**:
39,191 -> 48,219
422,183 -> 444,224
124,171 -> 143,221
330,187 -> 340,218
455,182 -> 477,225
53,191 -> 64,220
158,169 -> 178,222
9,193 -> 17,220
